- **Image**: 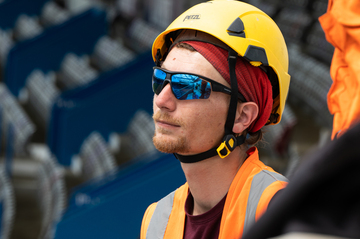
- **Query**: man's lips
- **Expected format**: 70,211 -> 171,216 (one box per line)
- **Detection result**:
153,111 -> 183,129
156,120 -> 181,128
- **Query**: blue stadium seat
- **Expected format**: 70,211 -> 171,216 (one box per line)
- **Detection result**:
54,153 -> 186,239
4,7 -> 107,97
0,0 -> 50,30
47,52 -> 154,166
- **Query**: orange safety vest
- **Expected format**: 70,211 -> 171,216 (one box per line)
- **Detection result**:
140,147 -> 288,239
319,0 -> 360,139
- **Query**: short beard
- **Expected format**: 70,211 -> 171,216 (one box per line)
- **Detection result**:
152,111 -> 188,154
153,131 -> 187,153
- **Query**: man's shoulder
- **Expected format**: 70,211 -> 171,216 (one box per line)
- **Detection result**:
156,183 -> 188,204
245,147 -> 287,182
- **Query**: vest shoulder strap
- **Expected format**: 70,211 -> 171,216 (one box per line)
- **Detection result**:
144,184 -> 188,239
146,190 -> 176,239
243,170 -> 288,234
140,202 -> 157,239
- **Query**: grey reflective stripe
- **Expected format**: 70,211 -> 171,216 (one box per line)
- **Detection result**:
243,170 -> 288,234
146,190 -> 176,239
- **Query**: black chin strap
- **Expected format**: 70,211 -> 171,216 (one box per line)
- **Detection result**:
175,49 -> 246,163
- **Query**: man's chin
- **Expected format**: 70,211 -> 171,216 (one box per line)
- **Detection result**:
152,135 -> 187,154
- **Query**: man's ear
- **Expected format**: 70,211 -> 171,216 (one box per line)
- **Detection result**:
232,102 -> 259,134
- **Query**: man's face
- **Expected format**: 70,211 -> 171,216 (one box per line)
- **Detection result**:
152,46 -> 230,155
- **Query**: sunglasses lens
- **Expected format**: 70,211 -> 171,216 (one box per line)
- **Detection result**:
153,69 -> 166,94
153,68 -> 212,100
172,74 -> 211,100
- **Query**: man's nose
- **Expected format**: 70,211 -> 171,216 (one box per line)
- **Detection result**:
154,83 -> 176,111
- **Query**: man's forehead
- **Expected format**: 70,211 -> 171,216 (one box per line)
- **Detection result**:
162,47 -> 200,68
162,47 -> 230,87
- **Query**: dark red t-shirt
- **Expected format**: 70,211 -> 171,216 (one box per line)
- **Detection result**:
183,192 -> 227,239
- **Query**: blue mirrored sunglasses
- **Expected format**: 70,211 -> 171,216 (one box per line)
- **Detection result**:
152,67 -> 245,101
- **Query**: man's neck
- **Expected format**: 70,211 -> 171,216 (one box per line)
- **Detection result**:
180,147 -> 247,215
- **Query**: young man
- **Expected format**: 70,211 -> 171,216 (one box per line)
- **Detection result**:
141,1 -> 291,238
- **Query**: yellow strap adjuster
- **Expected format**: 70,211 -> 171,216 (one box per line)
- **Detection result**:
216,135 -> 236,159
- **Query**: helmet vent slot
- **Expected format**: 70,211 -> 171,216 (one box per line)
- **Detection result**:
244,45 -> 269,66
227,17 -> 245,38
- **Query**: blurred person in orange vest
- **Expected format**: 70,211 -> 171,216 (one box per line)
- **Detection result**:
242,0 -> 360,238
320,0 -> 360,139
140,1 -> 291,238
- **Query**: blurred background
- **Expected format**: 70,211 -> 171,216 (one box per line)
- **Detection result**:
0,0 -> 333,238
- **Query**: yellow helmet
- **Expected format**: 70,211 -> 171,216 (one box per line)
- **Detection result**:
152,0 -> 290,124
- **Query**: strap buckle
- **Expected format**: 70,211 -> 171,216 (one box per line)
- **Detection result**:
216,135 -> 237,158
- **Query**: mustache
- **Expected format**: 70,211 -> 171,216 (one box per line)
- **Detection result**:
153,111 -> 184,127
